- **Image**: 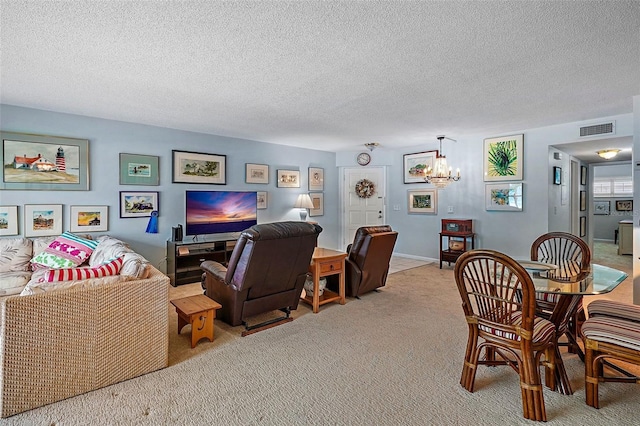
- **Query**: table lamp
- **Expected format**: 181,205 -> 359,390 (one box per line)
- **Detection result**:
294,194 -> 314,221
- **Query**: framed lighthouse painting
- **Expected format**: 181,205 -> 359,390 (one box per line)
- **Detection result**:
0,132 -> 89,190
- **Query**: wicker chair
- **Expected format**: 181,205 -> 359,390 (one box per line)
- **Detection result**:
582,300 -> 640,408
531,232 -> 591,351
454,249 -> 556,422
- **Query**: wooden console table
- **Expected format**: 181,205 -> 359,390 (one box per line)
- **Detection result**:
301,247 -> 347,313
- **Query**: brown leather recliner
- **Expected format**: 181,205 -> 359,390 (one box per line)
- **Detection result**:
341,225 -> 398,297
201,221 -> 322,331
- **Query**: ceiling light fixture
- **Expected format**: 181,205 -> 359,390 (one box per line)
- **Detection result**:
364,142 -> 379,151
596,149 -> 620,160
424,135 -> 460,189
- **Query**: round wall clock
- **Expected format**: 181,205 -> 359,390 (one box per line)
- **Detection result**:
357,152 -> 371,166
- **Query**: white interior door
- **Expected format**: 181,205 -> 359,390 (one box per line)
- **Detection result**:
340,167 -> 386,249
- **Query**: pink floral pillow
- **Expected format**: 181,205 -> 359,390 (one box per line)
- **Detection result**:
31,232 -> 98,269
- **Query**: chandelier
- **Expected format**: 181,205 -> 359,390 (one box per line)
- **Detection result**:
424,135 -> 460,189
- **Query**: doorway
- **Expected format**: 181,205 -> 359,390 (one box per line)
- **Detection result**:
339,166 -> 386,249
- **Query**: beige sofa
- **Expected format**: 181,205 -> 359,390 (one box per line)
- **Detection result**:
0,235 -> 169,417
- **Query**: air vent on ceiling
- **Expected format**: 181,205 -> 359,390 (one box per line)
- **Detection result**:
579,121 -> 615,137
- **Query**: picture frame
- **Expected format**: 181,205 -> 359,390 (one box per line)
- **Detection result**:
0,131 -> 89,191
408,189 -> 437,214
308,167 -> 324,191
256,191 -> 268,209
70,205 -> 109,232
309,192 -> 324,217
24,204 -> 63,237
119,191 -> 159,218
245,163 -> 269,184
616,200 -> 633,212
277,169 -> 300,188
485,183 -> 523,211
483,134 -> 524,181
0,205 -> 19,236
403,150 -> 438,184
553,166 -> 562,185
580,190 -> 586,211
580,165 -> 587,186
172,150 -> 226,184
594,200 -> 610,215
580,216 -> 586,237
119,153 -> 160,185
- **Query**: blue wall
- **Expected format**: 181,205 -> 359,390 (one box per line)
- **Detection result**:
0,105 -> 339,270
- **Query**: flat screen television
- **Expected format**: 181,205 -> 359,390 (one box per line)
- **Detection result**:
185,190 -> 257,236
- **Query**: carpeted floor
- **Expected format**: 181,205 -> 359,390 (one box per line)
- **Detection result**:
2,250 -> 638,425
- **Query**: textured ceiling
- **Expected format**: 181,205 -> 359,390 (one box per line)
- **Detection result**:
1,1 -> 639,153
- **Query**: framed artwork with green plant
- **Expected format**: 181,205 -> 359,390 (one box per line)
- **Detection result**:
483,134 -> 523,181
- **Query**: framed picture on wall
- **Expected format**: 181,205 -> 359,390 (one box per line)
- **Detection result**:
172,150 -> 226,184
580,166 -> 587,186
407,189 -> 437,214
308,167 -> 324,191
483,134 -> 523,181
553,166 -> 562,185
403,150 -> 438,184
246,163 -> 269,184
1,131 -> 89,191
485,183 -> 523,211
276,169 -> 300,188
309,192 -> 324,217
580,216 -> 586,237
579,190 -> 586,211
70,205 -> 109,232
0,205 -> 19,236
616,200 -> 633,211
119,153 -> 160,185
256,191 -> 268,209
119,191 -> 159,218
593,200 -> 610,215
24,204 -> 63,237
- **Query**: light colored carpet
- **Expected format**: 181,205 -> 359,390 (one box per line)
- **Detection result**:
2,256 -> 638,425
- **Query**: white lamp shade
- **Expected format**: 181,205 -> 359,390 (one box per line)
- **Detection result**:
294,194 -> 314,209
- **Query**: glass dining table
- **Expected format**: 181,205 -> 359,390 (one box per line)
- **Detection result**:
522,261 -> 628,395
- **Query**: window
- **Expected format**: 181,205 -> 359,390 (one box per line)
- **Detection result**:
593,176 -> 633,197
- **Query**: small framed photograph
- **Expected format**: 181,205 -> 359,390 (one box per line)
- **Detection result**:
483,134 -> 524,181
403,151 -> 438,184
70,205 -> 109,232
309,167 -> 324,191
580,166 -> 587,186
594,200 -> 610,215
172,150 -> 226,184
24,204 -> 63,237
553,166 -> 562,185
119,153 -> 160,185
120,191 -> 159,218
616,200 -> 633,212
277,169 -> 300,188
485,183 -> 523,211
0,205 -> 19,236
580,190 -> 586,211
408,189 -> 437,214
580,216 -> 586,237
256,191 -> 268,209
309,192 -> 324,217
246,163 -> 269,184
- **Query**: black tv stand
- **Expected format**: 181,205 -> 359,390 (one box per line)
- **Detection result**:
166,236 -> 237,286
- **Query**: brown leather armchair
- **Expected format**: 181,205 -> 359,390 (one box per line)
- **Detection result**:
201,221 -> 322,332
341,225 -> 398,297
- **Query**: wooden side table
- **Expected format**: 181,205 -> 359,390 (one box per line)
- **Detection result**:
301,247 -> 347,313
170,294 -> 222,348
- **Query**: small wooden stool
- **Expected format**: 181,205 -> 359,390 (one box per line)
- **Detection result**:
171,294 -> 222,348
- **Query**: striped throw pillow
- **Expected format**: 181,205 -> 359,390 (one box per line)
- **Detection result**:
31,232 -> 99,269
41,257 -> 123,282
